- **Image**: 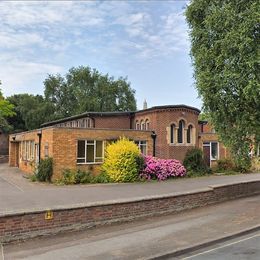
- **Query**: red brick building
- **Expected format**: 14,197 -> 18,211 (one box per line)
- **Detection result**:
9,105 -> 229,179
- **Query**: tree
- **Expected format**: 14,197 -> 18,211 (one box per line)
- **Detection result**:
0,83 -> 16,132
44,66 -> 137,118
7,94 -> 55,131
186,0 -> 259,171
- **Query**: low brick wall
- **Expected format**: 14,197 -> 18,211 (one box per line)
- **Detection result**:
1,180 -> 259,243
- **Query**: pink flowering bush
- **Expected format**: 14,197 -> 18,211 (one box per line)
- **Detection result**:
140,156 -> 186,181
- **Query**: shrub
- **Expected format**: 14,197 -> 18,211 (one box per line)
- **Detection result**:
60,169 -> 110,184
183,148 -> 210,176
36,157 -> 53,182
216,159 -> 235,172
140,156 -> 186,181
91,171 -> 111,183
102,138 -> 142,182
61,169 -> 92,184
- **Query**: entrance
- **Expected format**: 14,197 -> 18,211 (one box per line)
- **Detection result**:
203,143 -> 211,167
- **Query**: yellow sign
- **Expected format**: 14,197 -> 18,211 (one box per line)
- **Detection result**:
45,210 -> 54,220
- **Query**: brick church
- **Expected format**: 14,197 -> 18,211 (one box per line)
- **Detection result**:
9,104 -> 229,179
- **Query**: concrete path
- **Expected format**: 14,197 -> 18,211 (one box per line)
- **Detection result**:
0,163 -> 260,214
2,195 -> 260,260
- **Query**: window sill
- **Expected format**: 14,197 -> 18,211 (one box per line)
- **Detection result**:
77,162 -> 103,165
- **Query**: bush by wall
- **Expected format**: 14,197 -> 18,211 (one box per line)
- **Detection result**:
36,157 -> 53,182
102,138 -> 142,182
140,156 -> 186,181
216,159 -> 235,172
60,169 -> 110,185
183,148 -> 210,176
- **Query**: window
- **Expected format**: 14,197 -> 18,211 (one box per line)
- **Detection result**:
21,140 -> 35,161
145,119 -> 150,130
177,120 -> 185,143
135,121 -> 140,130
170,124 -> 175,144
135,140 -> 147,155
211,142 -> 218,160
187,125 -> 193,144
140,120 -> 145,130
77,140 -> 104,164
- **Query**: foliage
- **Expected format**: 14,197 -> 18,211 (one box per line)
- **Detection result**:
60,169 -> 110,185
102,138 -> 142,182
0,84 -> 16,132
44,66 -> 137,118
216,159 -> 235,172
186,0 -> 259,171
36,157 -> 53,182
7,94 -> 55,131
183,148 -> 210,175
140,156 -> 186,181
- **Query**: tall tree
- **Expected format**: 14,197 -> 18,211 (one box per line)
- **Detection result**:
7,94 -> 55,131
44,66 -> 137,118
186,0 -> 259,171
0,82 -> 16,132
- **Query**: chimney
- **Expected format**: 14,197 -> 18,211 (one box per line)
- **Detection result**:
143,99 -> 147,110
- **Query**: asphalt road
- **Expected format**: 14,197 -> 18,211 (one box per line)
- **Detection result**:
2,195 -> 260,260
179,231 -> 260,260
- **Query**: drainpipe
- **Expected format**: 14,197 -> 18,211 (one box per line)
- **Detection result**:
37,130 -> 42,163
151,131 -> 157,157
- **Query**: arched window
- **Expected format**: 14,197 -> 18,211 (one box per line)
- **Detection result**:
170,124 -> 175,144
140,120 -> 145,130
135,120 -> 140,130
187,125 -> 193,144
177,120 -> 185,143
145,119 -> 150,130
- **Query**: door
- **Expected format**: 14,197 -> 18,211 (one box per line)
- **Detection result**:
203,143 -> 211,167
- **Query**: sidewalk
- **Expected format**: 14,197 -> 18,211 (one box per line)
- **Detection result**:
0,163 -> 260,214
3,195 -> 260,260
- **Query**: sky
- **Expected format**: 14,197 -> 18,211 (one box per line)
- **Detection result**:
0,0 -> 202,110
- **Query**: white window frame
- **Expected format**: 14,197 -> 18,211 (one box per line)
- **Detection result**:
77,140 -> 104,164
210,142 -> 219,161
135,140 -> 147,155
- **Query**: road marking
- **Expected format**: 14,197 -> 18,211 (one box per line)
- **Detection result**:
182,233 -> 260,259
0,176 -> 24,192
1,244 -> 4,260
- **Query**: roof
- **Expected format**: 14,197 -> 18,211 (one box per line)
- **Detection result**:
136,104 -> 201,114
41,104 -> 201,127
41,111 -> 134,127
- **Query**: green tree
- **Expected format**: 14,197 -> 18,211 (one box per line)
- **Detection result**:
0,83 -> 16,132
44,66 -> 137,118
186,0 -> 259,171
7,94 -> 55,131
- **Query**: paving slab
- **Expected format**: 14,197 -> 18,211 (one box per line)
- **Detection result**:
0,163 -> 260,214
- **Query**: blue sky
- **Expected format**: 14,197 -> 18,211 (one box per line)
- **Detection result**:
0,0 -> 201,110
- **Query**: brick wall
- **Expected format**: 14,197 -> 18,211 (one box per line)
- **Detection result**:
95,115 -> 131,129
52,128 -> 153,179
0,180 -> 259,243
134,108 -> 200,161
0,132 -> 8,156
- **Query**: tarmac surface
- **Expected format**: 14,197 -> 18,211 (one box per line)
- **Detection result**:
180,231 -> 260,260
2,195 -> 260,260
0,163 -> 260,214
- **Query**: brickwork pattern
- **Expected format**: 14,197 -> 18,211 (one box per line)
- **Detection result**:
0,181 -> 259,243
134,108 -> 200,161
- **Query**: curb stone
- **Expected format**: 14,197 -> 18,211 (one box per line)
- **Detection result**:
150,225 -> 260,260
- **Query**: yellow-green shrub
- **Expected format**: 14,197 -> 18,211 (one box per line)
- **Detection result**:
102,138 -> 142,182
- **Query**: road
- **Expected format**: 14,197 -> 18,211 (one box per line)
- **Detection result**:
2,195 -> 260,260
179,231 -> 260,260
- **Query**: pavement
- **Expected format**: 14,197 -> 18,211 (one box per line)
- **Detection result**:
0,163 -> 260,214
2,195 -> 260,260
